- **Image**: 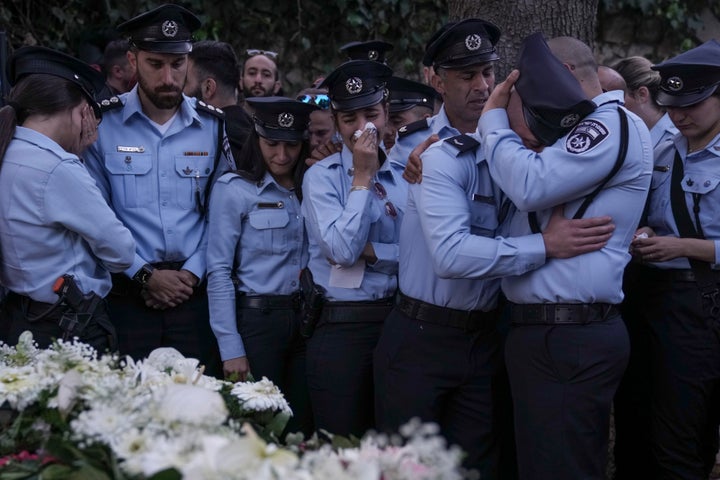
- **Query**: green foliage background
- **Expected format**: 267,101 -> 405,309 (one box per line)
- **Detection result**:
0,0 -> 714,94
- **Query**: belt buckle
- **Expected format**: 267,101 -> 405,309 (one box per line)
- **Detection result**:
554,305 -> 578,324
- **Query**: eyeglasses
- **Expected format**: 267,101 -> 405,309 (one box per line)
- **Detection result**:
373,182 -> 398,218
246,49 -> 278,60
296,94 -> 331,110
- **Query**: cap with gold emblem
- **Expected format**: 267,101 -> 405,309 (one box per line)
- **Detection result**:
118,4 -> 201,55
246,96 -> 318,142
651,39 -> 720,108
320,60 -> 393,111
340,40 -> 394,63
424,18 -> 501,70
9,46 -> 106,119
515,32 -> 596,146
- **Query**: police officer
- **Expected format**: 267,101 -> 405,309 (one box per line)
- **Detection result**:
629,40 -> 720,479
207,97 -> 317,436
339,40 -> 393,63
478,33 -> 653,480
301,60 -> 407,438
384,76 -> 438,152
389,18 -> 500,175
84,4 -> 230,375
374,31 -> 616,479
0,46 -> 135,350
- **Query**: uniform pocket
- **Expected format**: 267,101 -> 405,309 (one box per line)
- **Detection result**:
174,155 -> 213,209
105,152 -> 153,208
247,209 -> 290,254
469,200 -> 499,237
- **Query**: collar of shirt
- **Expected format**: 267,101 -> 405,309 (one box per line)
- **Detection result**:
14,126 -> 76,160
592,89 -> 624,107
254,170 -> 293,194
650,113 -> 679,149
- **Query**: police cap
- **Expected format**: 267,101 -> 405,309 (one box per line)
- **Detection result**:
515,32 -> 596,146
9,46 -> 106,119
246,96 -> 318,142
118,4 -> 201,55
424,18 -> 501,70
651,40 -> 720,108
340,40 -> 393,63
320,60 -> 393,111
387,76 -> 438,113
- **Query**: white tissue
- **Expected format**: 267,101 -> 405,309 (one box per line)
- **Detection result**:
352,121 -> 377,140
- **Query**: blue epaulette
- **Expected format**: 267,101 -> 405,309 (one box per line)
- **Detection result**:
99,96 -> 123,113
444,134 -> 479,155
397,118 -> 430,138
195,100 -> 225,119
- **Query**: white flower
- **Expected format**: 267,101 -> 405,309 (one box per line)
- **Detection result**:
0,365 -> 46,409
145,347 -> 186,371
156,383 -> 228,426
230,377 -> 292,414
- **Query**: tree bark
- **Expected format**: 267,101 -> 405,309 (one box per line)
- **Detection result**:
448,0 -> 599,78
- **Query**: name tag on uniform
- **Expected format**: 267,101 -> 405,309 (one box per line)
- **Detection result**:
472,194 -> 495,205
117,145 -> 145,153
257,202 -> 284,209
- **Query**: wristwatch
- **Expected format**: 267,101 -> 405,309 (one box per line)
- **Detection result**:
132,264 -> 155,286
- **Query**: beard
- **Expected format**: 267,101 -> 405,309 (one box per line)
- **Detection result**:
137,73 -> 183,110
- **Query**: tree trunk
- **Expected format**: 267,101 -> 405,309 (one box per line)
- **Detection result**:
448,0 -> 599,78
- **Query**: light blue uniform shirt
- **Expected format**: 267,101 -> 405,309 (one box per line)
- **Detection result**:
84,88 -> 229,280
301,144 -> 407,301
0,127 -> 135,303
650,113 -> 679,149
388,105 -> 460,168
480,91 -> 653,304
207,172 -> 307,360
399,132 -> 547,311
646,131 -> 720,269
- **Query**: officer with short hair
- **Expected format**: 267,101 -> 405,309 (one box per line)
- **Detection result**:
84,4 -> 230,376
479,33 -> 653,480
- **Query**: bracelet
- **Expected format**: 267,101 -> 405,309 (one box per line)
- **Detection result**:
350,185 -> 370,192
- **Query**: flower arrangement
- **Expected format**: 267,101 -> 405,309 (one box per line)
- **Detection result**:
0,332 -> 465,479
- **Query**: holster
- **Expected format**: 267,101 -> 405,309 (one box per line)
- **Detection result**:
298,268 -> 325,338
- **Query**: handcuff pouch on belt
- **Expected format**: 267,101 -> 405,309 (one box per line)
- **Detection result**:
298,268 -> 325,338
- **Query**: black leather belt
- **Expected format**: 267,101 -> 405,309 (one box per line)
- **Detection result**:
237,294 -> 300,311
509,302 -> 616,325
5,291 -> 60,320
397,292 -> 497,331
323,297 -> 395,308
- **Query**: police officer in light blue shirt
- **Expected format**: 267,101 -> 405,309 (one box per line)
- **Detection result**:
301,60 -> 407,438
629,40 -> 720,480
479,33 -> 652,480
84,4 -> 230,376
207,96 -> 316,436
0,46 -> 135,351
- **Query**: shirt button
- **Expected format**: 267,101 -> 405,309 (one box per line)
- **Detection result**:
161,201 -> 168,206
291,281 -> 297,287
161,171 -> 167,177
167,229 -> 173,234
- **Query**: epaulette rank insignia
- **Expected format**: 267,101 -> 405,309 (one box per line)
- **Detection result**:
397,118 -> 430,138
446,134 -> 479,155
99,96 -> 123,113
196,100 -> 225,119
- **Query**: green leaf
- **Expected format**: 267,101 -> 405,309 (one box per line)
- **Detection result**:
146,468 -> 183,480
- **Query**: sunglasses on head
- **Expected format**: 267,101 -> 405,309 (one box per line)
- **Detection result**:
246,49 -> 278,60
296,94 -> 331,110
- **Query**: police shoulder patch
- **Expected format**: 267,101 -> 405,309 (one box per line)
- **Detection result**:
99,96 -> 124,113
445,134 -> 479,156
195,100 -> 225,119
397,118 -> 430,138
565,119 -> 609,154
